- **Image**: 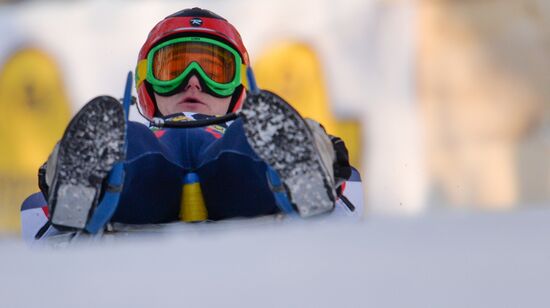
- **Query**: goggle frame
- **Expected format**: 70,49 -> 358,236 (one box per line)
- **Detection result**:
144,36 -> 243,97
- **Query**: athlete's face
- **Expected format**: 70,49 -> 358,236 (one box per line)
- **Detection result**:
155,75 -> 231,116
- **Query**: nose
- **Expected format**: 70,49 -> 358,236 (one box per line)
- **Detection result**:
184,75 -> 202,92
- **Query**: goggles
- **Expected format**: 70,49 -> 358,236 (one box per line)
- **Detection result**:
139,37 -> 243,97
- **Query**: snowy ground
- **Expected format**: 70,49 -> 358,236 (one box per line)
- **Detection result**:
1,208 -> 549,308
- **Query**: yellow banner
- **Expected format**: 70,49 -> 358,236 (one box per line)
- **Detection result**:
0,48 -> 71,233
253,41 -> 362,168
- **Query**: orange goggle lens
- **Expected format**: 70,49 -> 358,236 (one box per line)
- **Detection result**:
153,42 -> 236,84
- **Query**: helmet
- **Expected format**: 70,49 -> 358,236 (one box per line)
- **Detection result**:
136,7 -> 250,119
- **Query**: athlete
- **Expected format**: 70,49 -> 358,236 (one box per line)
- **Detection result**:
21,7 -> 362,242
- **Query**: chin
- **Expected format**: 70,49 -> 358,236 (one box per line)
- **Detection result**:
176,103 -> 211,115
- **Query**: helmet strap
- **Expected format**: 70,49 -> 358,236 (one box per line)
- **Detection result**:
144,82 -> 163,118
226,85 -> 244,113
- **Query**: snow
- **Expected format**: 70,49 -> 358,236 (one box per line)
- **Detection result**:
1,209 -> 549,308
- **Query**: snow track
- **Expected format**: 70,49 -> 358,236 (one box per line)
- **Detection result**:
1,209 -> 549,308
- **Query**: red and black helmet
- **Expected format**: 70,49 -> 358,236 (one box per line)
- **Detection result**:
136,8 -> 250,119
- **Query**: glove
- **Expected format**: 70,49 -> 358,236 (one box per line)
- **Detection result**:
38,162 -> 49,200
329,135 -> 352,195
304,118 -> 352,195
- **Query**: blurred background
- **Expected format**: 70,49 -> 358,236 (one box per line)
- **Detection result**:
0,0 -> 548,234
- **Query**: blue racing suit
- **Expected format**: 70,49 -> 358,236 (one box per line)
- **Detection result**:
21,113 -> 363,242
113,114 -> 279,223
